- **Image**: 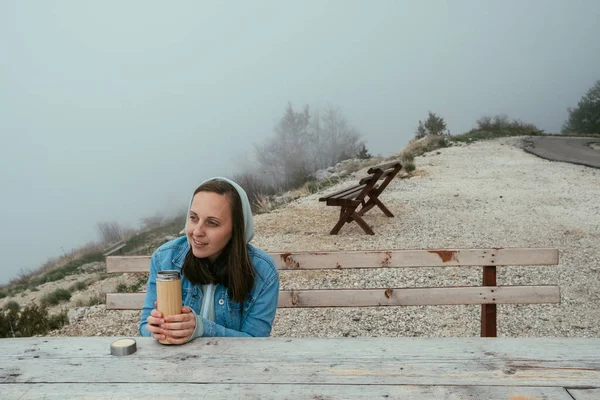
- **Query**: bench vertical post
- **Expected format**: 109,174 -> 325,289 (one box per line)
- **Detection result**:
481,265 -> 497,337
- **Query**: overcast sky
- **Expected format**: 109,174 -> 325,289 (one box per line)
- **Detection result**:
1,0 -> 599,284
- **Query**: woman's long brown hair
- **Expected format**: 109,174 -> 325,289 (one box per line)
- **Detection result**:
182,180 -> 255,303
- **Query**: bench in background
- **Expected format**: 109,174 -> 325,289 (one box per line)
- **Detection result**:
318,162 -> 402,235
106,247 -> 560,337
102,239 -> 126,257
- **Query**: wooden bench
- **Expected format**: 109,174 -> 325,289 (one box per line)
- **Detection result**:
102,239 -> 126,257
318,162 -> 402,235
105,247 -> 560,337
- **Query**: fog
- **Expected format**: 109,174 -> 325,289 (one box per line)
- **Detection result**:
1,0 -> 599,284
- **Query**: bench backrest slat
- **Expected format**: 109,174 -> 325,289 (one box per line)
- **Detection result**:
106,285 -> 560,310
359,169 -> 397,185
106,248 -> 559,273
367,161 -> 402,174
278,286 -> 560,307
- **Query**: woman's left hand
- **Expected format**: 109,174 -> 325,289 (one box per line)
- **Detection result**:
160,306 -> 196,344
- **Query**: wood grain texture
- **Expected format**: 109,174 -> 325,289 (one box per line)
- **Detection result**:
1,337 -> 598,388
567,389 -> 600,400
106,248 -> 559,273
106,285 -> 560,310
1,383 -> 574,400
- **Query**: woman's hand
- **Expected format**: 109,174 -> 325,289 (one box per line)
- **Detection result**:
145,302 -> 196,344
160,306 -> 196,344
145,301 -> 165,339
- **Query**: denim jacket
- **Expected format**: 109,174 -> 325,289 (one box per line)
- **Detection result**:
139,236 -> 279,337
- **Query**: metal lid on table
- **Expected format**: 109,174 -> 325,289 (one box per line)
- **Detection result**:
110,338 -> 137,356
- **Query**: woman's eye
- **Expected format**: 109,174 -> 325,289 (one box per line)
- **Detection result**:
208,221 -> 219,227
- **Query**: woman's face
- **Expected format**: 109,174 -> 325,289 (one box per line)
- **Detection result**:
186,191 -> 233,262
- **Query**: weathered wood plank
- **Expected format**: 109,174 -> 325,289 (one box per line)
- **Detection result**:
106,292 -> 142,309
273,248 -> 559,270
106,255 -> 151,273
0,383 -> 574,400
106,285 -> 560,310
1,338 -> 598,388
106,248 -> 559,273
278,285 -> 560,307
568,388 -> 600,400
2,337 -> 597,360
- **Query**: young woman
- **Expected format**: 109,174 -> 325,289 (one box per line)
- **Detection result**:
139,177 -> 279,343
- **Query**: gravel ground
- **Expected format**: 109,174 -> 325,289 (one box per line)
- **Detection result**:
48,136 -> 600,338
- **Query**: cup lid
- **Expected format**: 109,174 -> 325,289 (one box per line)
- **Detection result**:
110,338 -> 137,356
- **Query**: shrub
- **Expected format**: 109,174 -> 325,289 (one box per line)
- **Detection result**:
356,144 -> 372,159
562,80 -> 600,134
69,281 -> 88,292
304,176 -> 343,194
96,273 -> 112,281
403,135 -> 449,158
85,295 -> 105,306
415,111 -> 448,138
3,300 -> 20,312
253,193 -> 275,214
7,284 -> 28,297
234,172 -> 277,214
45,270 -> 66,283
451,114 -> 543,143
74,294 -> 105,307
9,268 -> 36,287
116,283 -> 129,293
0,290 -> 7,299
41,288 -> 72,306
128,277 -> 146,293
0,303 -> 68,338
400,152 -> 416,173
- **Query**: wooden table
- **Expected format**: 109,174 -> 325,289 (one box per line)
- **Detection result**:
1,337 -> 598,399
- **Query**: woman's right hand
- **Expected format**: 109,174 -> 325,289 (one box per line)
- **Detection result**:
145,301 -> 166,341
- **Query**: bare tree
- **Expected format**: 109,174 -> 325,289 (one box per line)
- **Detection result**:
321,105 -> 364,164
256,102 -> 311,190
254,103 -> 367,191
97,221 -> 124,245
